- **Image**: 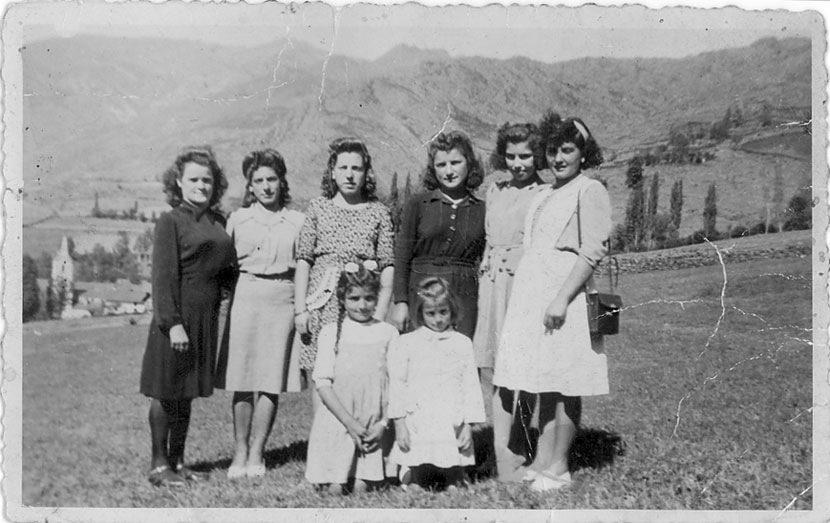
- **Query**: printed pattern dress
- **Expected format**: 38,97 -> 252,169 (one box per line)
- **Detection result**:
296,197 -> 395,371
472,176 -> 547,368
387,327 -> 486,468
215,203 -> 305,394
140,202 -> 238,399
305,319 -> 399,484
494,175 -> 612,396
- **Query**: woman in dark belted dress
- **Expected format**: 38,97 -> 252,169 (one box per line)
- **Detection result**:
139,146 -> 238,487
391,130 -> 486,337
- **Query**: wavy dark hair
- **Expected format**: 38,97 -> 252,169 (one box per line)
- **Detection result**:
490,122 -> 546,172
421,130 -> 484,192
411,276 -> 460,330
161,145 -> 228,209
543,116 -> 603,170
320,137 -> 378,201
332,263 -> 382,354
241,149 -> 291,208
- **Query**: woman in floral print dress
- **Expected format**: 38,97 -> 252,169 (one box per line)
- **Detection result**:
294,137 -> 395,410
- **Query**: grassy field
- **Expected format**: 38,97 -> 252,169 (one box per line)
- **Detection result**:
20,255 -> 812,510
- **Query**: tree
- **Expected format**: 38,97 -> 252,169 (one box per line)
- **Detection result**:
771,164 -> 784,232
91,191 -> 102,218
113,231 -> 141,283
670,178 -> 683,233
403,173 -> 413,202
783,188 -> 812,231
645,173 -> 660,248
625,156 -> 644,189
624,180 -> 646,251
703,182 -> 718,239
388,171 -> 401,230
37,251 -> 53,279
23,254 -> 41,322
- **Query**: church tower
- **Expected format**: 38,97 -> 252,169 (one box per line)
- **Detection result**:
51,236 -> 75,316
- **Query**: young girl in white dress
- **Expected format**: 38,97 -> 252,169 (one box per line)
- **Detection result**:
388,277 -> 486,489
305,261 -> 399,494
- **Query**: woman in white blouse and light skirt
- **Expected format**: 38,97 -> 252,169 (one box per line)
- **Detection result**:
216,149 -> 305,479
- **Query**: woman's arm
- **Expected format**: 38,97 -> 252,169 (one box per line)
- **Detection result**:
544,182 -> 612,331
391,199 -> 419,330
293,260 -> 311,335
294,206 -> 316,335
375,206 -> 396,321
151,213 -> 188,350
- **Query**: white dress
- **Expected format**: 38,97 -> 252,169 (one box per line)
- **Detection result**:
387,327 -> 486,468
494,175 -> 612,396
305,319 -> 399,484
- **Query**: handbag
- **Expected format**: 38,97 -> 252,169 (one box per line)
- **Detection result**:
577,190 -> 622,336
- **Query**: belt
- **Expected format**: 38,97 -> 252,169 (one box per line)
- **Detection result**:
412,256 -> 476,268
242,270 -> 294,281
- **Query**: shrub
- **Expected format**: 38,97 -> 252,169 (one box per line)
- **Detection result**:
730,225 -> 750,238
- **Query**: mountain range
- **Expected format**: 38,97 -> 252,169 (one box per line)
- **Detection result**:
21,35 -> 811,217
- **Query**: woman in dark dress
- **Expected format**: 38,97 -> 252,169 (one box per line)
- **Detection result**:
140,146 -> 238,486
391,130 -> 486,337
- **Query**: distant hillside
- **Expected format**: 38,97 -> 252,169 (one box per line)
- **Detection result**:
21,35 -> 811,226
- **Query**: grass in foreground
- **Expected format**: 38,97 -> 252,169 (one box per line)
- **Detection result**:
20,256 -> 812,509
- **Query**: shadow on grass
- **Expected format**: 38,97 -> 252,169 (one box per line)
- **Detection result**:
467,425 -> 625,482
190,440 -> 309,473
569,427 -> 626,472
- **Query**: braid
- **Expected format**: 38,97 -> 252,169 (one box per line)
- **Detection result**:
334,304 -> 346,355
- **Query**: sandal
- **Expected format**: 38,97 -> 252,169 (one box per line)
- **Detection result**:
227,463 -> 247,480
246,460 -> 266,478
521,468 -> 541,482
177,465 -> 209,482
148,465 -> 186,487
530,470 -> 572,493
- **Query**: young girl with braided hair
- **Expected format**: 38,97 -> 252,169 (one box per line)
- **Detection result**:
305,261 -> 399,494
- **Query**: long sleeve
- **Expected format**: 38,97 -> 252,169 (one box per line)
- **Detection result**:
297,199 -> 319,265
576,181 -> 612,267
151,212 -> 182,332
386,335 -> 408,419
458,336 -> 486,424
393,198 -> 420,302
375,204 -> 395,270
311,324 -> 337,388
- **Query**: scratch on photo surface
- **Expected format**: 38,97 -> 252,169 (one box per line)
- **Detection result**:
424,103 -> 453,146
695,238 -> 727,361
775,474 -> 827,518
318,6 -> 341,110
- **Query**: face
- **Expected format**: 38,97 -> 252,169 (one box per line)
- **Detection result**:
546,141 -> 583,183
421,298 -> 453,332
178,162 -> 214,209
333,152 -> 366,198
249,166 -> 281,209
432,148 -> 469,193
505,141 -> 537,183
342,286 -> 377,323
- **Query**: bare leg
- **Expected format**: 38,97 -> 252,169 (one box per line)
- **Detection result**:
545,395 -> 581,476
248,392 -> 279,466
148,399 -> 170,469
532,392 -> 559,472
492,387 -> 526,482
231,392 -> 254,469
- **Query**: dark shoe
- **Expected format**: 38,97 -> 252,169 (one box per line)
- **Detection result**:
177,465 -> 209,482
148,465 -> 186,487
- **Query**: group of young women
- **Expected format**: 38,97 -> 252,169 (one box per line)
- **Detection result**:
138,111 -> 613,495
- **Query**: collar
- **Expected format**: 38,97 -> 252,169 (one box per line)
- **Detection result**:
415,325 -> 455,342
178,200 -> 211,220
424,189 -> 481,206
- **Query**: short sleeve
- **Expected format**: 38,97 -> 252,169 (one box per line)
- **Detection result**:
375,203 -> 395,270
297,200 -> 319,264
577,181 -> 612,267
151,212 -> 182,332
311,324 -> 337,388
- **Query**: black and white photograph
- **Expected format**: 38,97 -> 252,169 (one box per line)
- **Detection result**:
2,0 -> 828,521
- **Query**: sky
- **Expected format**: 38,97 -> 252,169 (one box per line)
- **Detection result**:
15,1 -> 821,64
